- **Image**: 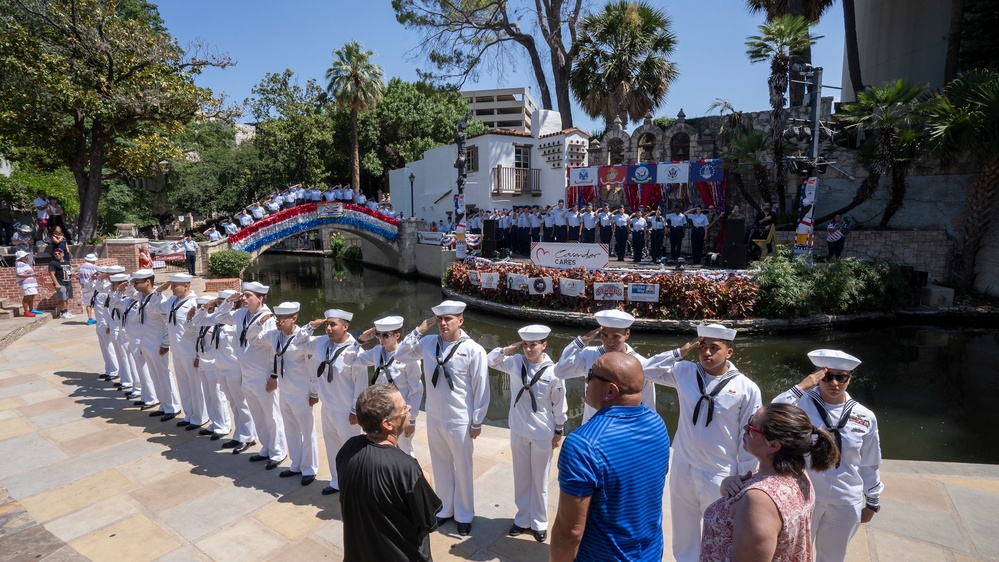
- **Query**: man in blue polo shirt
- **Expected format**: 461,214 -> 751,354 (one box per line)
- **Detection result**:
551,352 -> 670,562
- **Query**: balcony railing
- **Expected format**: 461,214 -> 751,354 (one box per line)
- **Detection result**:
491,166 -> 542,196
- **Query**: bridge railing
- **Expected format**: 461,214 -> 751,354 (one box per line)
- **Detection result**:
227,203 -> 400,254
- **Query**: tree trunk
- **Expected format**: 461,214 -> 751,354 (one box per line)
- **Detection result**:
351,106 -> 360,195
513,35 -> 554,112
73,121 -> 106,243
957,159 -> 999,288
768,61 -> 789,213
815,136 -> 894,224
843,0 -> 865,97
944,0 -> 967,83
551,61 -> 574,129
880,164 -> 909,227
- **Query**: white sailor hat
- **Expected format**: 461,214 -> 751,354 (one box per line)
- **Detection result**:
107,265 -> 126,274
196,295 -> 214,305
273,301 -> 300,315
218,289 -> 237,299
14,250 -> 29,260
808,349 -> 861,372
594,309 -> 634,329
169,273 -> 193,283
18,224 -> 31,233
96,266 -> 110,273
697,323 -> 737,341
373,315 -> 404,332
84,253 -> 99,262
431,300 -> 466,315
131,269 -> 155,279
241,281 -> 269,294
518,324 -> 551,341
109,273 -> 130,282
324,309 -> 353,321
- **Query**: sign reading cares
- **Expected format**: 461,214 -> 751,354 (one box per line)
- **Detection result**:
530,242 -> 609,271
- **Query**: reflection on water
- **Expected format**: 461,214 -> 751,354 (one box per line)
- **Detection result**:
246,254 -> 999,464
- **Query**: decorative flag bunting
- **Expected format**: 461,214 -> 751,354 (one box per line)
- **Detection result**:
657,162 -> 689,183
627,163 -> 657,185
569,166 -> 598,186
689,159 -> 724,182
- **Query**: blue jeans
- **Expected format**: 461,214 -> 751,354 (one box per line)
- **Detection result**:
185,251 -> 197,275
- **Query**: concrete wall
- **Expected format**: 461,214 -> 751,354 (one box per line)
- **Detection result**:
414,244 -> 456,280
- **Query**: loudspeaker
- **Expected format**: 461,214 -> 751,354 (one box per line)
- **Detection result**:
481,219 -> 497,257
721,244 -> 748,269
723,218 -> 746,246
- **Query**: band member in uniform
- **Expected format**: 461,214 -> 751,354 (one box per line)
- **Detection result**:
553,310 -> 654,424
395,300 -> 489,536
665,204 -> 687,262
771,349 -> 883,562
343,315 -> 424,456
487,324 -> 567,542
642,323 -> 762,562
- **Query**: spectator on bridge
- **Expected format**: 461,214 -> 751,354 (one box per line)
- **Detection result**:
204,224 -> 222,242
236,210 -> 252,228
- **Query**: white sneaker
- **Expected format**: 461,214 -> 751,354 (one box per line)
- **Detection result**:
61,312 -> 75,319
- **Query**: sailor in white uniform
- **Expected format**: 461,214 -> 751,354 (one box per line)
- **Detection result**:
487,324 -> 567,543
643,323 -> 762,562
553,309 -> 653,423
395,300 -> 489,537
158,273 -> 207,430
209,282 -> 287,463
342,315 -> 424,456
262,302 -> 319,486
105,274 -> 137,395
187,294 -> 232,440
119,274 -> 156,408
93,266 -> 120,381
129,269 -> 183,422
300,309 -> 367,495
771,349 -> 884,562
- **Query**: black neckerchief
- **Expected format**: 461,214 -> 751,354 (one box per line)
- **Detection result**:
197,326 -> 211,354
168,295 -> 195,325
372,348 -> 396,386
138,292 -> 153,324
433,335 -> 468,390
210,324 -> 223,349
240,311 -> 264,347
317,340 -> 349,382
515,360 -> 551,413
273,332 -> 296,378
122,300 -> 138,326
692,363 -> 740,427
809,391 -> 858,469
103,293 -> 111,309
89,290 -> 99,308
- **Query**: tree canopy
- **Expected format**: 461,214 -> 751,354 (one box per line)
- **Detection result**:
326,41 -> 386,194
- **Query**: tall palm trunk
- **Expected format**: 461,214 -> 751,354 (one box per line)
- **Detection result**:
843,0 -> 864,97
350,106 -> 360,194
768,58 -> 789,212
881,166 -> 908,227
815,133 -> 895,224
958,159 -> 999,286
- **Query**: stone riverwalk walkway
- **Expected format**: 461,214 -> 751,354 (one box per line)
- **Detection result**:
1,317 -> 998,561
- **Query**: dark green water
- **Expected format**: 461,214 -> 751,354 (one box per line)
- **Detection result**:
246,254 -> 999,465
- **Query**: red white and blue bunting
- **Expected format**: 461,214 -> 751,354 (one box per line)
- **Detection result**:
228,203 -> 399,254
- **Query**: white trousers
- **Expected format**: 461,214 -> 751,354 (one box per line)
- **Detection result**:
511,433 -> 554,531
110,331 -> 133,388
129,339 -> 156,405
172,347 -> 207,425
198,362 -> 231,434
97,326 -> 118,378
321,405 -> 360,488
427,419 -> 475,524
280,392 -> 319,476
242,373 -> 286,461
670,458 -> 727,562
217,365 -> 255,443
812,499 -> 862,562
139,341 -> 181,414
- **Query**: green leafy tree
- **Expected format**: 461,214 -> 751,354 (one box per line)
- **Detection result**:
326,41 -> 385,195
746,14 -> 821,213
925,68 -> 999,288
0,0 -> 232,242
569,1 -> 679,127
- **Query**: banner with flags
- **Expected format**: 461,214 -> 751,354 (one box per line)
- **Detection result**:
598,165 -> 628,186
569,166 -> 598,186
690,159 -> 724,183
627,163 -> 657,185
657,162 -> 689,183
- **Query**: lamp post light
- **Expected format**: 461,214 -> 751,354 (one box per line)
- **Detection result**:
408,172 -> 416,219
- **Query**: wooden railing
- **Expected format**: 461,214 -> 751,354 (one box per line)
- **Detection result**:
491,166 -> 542,196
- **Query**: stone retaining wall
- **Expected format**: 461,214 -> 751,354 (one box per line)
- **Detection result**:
0,258 -> 119,314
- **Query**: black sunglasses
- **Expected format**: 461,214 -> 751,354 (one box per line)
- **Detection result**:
822,372 -> 851,383
586,368 -> 613,384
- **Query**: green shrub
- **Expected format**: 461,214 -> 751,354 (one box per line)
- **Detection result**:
208,249 -> 253,278
344,245 -> 363,262
328,233 -> 346,259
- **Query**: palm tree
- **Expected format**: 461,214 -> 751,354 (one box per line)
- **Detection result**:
925,69 -> 999,288
746,14 -> 821,214
827,80 -> 928,225
569,1 -> 679,126
326,41 -> 385,194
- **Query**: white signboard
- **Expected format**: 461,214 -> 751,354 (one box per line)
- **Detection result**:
628,283 -> 660,302
559,277 -> 586,297
417,231 -> 445,245
530,242 -> 608,271
317,203 -> 345,217
468,270 -> 480,286
593,282 -> 625,301
569,166 -> 598,186
527,277 -> 553,295
480,272 -> 500,289
507,273 -> 528,291
657,162 -> 689,184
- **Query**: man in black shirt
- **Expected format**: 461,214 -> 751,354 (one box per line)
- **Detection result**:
337,384 -> 442,561
48,247 -> 74,319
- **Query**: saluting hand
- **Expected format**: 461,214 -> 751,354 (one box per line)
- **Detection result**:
798,368 -> 828,391
359,326 -> 377,343
417,315 -> 437,335
504,341 -> 523,355
309,318 -> 326,329
580,327 -> 601,345
679,337 -> 702,357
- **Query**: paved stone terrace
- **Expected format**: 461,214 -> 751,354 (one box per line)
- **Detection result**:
1,318 -> 998,561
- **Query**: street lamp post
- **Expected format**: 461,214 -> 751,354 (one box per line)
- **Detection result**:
408,172 -> 415,219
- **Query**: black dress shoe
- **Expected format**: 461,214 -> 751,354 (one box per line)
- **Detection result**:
457,521 -> 472,536
176,420 -> 190,427
301,475 -> 315,486
279,469 -> 301,478
265,459 -> 283,470
133,400 -> 145,406
533,529 -> 547,542
198,429 -> 214,436
210,433 -> 225,441
147,410 -> 165,417
161,413 -> 178,422
140,402 -> 160,411
232,441 -> 254,454
185,422 -> 206,431
99,374 -> 111,380
321,485 -> 339,495
248,454 -> 268,462
509,524 -> 528,537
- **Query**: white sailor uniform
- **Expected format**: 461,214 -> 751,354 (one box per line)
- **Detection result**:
160,291 -> 207,426
134,290 -> 182,416
189,313 -> 233,436
553,339 -> 652,423
193,308 -> 255,444
268,326 -> 320,477
93,279 -> 119,379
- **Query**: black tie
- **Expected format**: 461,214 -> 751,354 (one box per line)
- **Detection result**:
433,337 -> 465,390
168,296 -> 193,325
138,293 -> 153,324
122,301 -> 137,326
197,326 -> 211,354
273,334 -> 296,378
240,312 -> 263,347
210,324 -> 223,349
514,363 -> 550,413
692,365 -> 739,427
810,395 -> 857,469
317,342 -> 349,382
371,350 -> 396,386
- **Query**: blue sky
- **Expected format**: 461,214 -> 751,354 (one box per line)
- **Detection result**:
157,0 -> 846,134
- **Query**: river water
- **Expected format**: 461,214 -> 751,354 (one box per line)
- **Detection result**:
245,253 -> 999,464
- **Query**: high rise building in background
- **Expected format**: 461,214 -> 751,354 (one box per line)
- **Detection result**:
462,88 -> 539,134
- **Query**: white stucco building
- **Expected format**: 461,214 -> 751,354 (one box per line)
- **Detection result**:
389,108 -> 589,223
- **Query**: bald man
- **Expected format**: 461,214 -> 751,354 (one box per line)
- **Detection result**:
551,352 -> 670,562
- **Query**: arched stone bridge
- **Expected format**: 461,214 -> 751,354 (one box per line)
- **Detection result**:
226,203 -> 417,275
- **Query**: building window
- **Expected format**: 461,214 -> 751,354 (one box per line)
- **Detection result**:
466,145 -> 478,173
514,144 -> 531,169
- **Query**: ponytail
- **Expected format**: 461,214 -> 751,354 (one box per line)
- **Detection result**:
762,403 -> 840,477
807,426 -> 840,472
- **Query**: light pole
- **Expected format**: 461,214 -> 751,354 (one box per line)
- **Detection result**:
408,172 -> 415,219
